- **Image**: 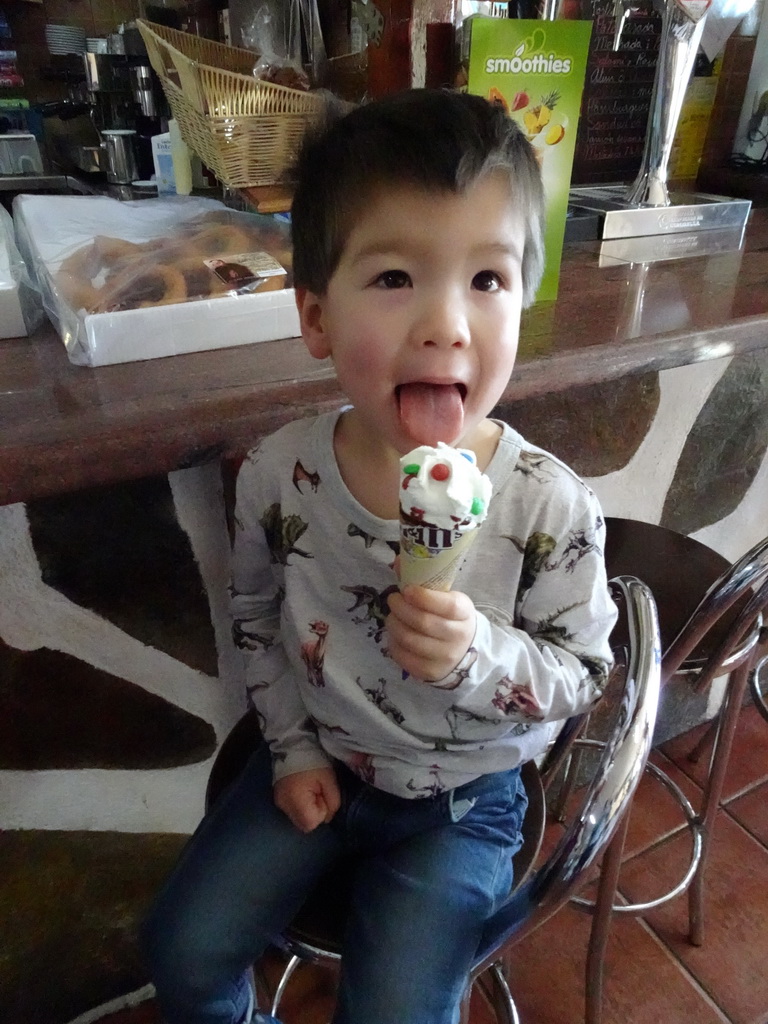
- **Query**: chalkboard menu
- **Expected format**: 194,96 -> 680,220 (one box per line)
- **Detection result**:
571,0 -> 662,184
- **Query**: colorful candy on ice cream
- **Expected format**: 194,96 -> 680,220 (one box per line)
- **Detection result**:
398,443 -> 492,590
399,442 -> 492,532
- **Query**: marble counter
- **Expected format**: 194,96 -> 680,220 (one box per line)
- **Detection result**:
2,208 -> 768,506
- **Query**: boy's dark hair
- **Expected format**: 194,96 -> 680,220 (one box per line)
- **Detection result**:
290,89 -> 546,306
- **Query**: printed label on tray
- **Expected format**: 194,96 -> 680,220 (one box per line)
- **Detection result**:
204,250 -> 286,290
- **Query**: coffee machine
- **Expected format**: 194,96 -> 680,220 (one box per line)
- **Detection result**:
82,49 -> 165,181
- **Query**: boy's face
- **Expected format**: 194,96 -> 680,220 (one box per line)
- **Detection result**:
296,171 -> 525,457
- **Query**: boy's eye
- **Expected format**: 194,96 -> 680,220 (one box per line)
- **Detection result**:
472,270 -> 504,292
374,270 -> 411,289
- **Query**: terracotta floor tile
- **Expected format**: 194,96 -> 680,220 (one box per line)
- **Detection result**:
43,716 -> 768,1024
95,986 -> 497,1024
535,750 -> 704,907
621,749 -> 704,859
661,705 -> 768,800
725,778 -> 768,848
618,813 -> 768,1024
503,902 -> 728,1024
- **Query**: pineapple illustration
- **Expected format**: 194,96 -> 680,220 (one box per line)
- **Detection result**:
523,91 -> 560,136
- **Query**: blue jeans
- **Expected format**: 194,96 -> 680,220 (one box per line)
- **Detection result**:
142,745 -> 528,1024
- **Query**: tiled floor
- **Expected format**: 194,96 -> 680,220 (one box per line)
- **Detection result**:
505,702 -> 768,1024
272,703 -> 768,1024
101,703 -> 768,1024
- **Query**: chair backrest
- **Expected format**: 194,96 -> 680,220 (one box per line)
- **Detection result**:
471,574 -> 661,971
663,534 -> 768,685
605,519 -> 768,685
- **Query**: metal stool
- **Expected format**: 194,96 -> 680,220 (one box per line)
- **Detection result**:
207,576 -> 660,1024
594,518 -> 768,946
750,648 -> 768,723
207,722 -> 545,1021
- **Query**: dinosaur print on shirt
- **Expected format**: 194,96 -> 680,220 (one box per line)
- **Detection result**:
503,531 -> 558,601
300,620 -> 329,687
491,677 -> 545,720
341,583 -> 399,645
231,411 -> 617,798
292,460 -> 321,493
259,503 -> 313,565
358,677 -> 405,724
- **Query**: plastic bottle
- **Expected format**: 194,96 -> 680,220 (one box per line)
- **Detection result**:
168,118 -> 193,195
151,131 -> 175,195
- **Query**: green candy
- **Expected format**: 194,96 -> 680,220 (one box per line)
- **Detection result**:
403,463 -> 420,476
470,497 -> 484,516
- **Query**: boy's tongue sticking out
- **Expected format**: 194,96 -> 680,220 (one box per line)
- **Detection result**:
398,382 -> 465,447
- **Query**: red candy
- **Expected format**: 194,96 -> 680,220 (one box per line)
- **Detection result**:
430,463 -> 450,481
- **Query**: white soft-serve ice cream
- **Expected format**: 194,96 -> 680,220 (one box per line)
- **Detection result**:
398,442 -> 492,591
400,443 -> 492,530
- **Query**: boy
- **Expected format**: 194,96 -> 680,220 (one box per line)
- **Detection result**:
143,89 -> 617,1024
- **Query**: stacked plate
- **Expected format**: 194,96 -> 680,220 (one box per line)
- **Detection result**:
45,24 -> 87,56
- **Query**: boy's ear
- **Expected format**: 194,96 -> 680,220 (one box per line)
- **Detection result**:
295,287 -> 332,360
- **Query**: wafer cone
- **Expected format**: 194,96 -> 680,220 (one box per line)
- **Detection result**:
399,520 -> 478,592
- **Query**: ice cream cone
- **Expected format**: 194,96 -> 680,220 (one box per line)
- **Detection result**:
398,442 -> 491,592
399,521 -> 478,592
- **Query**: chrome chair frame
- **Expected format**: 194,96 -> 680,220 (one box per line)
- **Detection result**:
586,524 -> 768,948
462,575 -> 660,1024
273,754 -> 547,1019
206,576 -> 661,1024
749,648 -> 768,723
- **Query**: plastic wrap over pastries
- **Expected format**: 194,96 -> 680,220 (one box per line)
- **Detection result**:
54,209 -> 293,315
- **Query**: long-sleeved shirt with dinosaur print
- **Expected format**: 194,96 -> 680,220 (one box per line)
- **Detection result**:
231,409 -> 617,799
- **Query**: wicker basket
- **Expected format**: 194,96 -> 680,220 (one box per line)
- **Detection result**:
137,20 -> 325,188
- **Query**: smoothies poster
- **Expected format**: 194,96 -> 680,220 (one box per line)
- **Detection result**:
467,17 -> 592,301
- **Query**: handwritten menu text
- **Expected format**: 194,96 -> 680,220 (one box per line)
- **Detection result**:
572,0 -> 661,183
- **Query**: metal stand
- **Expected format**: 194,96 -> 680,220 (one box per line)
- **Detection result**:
570,183 -> 751,240
569,0 -> 756,240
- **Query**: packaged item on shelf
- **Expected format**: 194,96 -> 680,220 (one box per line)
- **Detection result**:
13,194 -> 299,366
0,204 -> 42,338
242,0 -> 311,90
151,132 -> 176,194
168,118 -> 192,195
669,55 -> 721,181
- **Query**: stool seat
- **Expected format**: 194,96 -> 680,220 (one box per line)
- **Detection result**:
208,578 -> 662,1024
283,758 -> 546,959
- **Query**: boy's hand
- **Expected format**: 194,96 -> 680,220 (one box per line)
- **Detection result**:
386,585 -> 476,682
273,766 -> 341,833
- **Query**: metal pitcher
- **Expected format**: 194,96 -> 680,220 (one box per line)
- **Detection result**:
101,129 -> 138,184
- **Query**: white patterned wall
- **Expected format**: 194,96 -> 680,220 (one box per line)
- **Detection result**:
1,354 -> 766,834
